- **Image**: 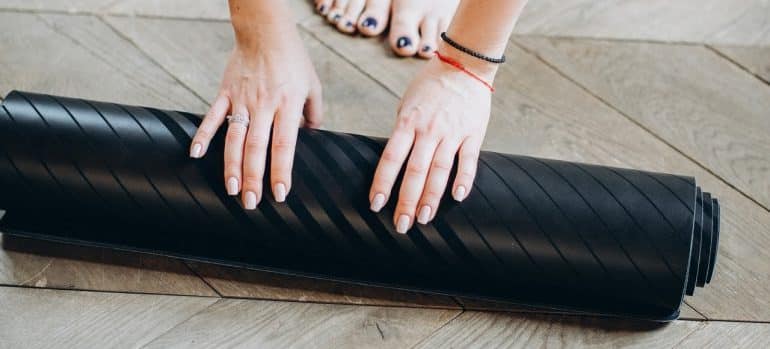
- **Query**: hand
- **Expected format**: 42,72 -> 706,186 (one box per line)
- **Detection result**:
189,20 -> 323,209
369,55 -> 493,234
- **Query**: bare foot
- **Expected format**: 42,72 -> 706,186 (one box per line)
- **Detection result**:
314,0 -> 391,36
389,0 -> 459,59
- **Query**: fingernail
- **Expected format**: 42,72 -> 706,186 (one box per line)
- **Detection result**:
370,193 -> 386,212
397,37 -> 412,48
453,185 -> 466,201
227,177 -> 239,196
422,45 -> 432,53
244,191 -> 257,210
417,205 -> 432,225
396,214 -> 410,234
190,143 -> 202,158
274,182 -> 287,203
362,17 -> 377,28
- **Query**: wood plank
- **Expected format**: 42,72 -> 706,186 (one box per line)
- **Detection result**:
105,15 -> 399,137
0,0 -> 116,13
712,45 -> 770,84
454,297 -> 706,321
0,286 -> 217,348
106,0 -> 315,23
0,12 -> 206,111
675,321 -> 770,348
513,0 -> 770,46
0,234 -> 217,296
143,298 -> 460,349
414,311 -> 709,349
515,37 -> 770,210
302,23 -> 770,321
188,262 -> 459,308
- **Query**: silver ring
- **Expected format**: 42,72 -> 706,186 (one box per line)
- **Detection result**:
226,113 -> 249,127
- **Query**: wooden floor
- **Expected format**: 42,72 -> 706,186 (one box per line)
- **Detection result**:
1,1 -> 769,347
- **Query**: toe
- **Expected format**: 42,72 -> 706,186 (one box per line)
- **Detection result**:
357,0 -> 390,37
389,15 -> 420,57
338,0 -> 365,34
327,0 -> 349,25
417,18 -> 439,59
316,0 -> 332,16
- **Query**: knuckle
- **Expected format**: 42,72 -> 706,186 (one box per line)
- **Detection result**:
431,159 -> 453,172
398,197 -> 420,209
272,136 -> 295,150
244,138 -> 268,153
242,175 -> 263,186
195,128 -> 214,140
422,188 -> 444,202
405,162 -> 429,176
380,150 -> 401,164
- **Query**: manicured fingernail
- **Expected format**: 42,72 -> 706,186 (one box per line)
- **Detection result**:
370,193 -> 386,212
422,45 -> 432,53
417,205 -> 432,225
244,191 -> 257,210
453,185 -> 466,201
190,143 -> 202,158
396,214 -> 410,234
227,177 -> 239,196
362,17 -> 377,28
396,37 -> 412,48
274,182 -> 287,203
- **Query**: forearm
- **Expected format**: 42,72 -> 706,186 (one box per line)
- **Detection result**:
228,0 -> 297,49
441,0 -> 529,79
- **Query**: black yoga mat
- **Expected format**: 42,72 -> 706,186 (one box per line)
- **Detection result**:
0,91 -> 719,320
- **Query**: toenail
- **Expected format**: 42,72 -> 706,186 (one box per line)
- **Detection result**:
362,17 -> 378,28
397,37 -> 412,49
332,14 -> 341,22
345,20 -> 353,28
318,4 -> 325,13
422,45 -> 432,53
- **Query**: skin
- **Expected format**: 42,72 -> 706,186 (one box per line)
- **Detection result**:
315,0 -> 460,59
190,0 -> 529,235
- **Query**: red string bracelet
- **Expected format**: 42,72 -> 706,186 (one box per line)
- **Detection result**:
434,51 -> 495,92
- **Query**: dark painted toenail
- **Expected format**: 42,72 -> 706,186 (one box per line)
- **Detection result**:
422,45 -> 432,52
397,37 -> 412,49
332,14 -> 341,22
346,20 -> 353,28
362,17 -> 378,28
318,5 -> 325,13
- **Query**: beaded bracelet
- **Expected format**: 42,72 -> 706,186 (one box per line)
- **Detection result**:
440,32 -> 506,64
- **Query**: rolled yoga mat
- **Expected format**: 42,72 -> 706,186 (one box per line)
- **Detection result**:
0,91 -> 719,320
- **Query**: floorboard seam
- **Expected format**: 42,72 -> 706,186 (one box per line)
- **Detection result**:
511,38 -> 770,214
684,300 -> 709,321
668,321 -> 709,349
0,283 -> 220,299
297,25 -> 402,100
408,309 -> 465,349
96,15 -> 212,106
182,261 -> 223,297
705,45 -> 770,86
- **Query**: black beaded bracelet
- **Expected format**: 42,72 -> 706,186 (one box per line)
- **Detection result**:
440,32 -> 506,64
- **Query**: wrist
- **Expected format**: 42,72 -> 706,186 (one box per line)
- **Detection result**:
437,41 -> 499,82
229,1 -> 297,50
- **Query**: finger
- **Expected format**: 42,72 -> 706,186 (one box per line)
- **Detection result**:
452,137 -> 482,202
417,138 -> 460,224
241,106 -> 274,209
190,92 -> 229,158
270,102 -> 302,203
369,119 -> 415,213
303,78 -> 323,129
394,136 -> 439,234
224,103 -> 249,197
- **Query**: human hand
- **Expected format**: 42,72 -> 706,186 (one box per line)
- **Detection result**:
189,19 -> 322,209
369,55 -> 494,234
